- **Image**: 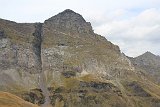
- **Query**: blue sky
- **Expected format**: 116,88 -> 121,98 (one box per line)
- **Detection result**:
0,0 -> 160,57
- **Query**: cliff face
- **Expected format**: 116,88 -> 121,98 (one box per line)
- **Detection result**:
0,10 -> 160,107
0,19 -> 43,91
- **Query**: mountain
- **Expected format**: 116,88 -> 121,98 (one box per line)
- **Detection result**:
129,51 -> 160,84
0,9 -> 160,107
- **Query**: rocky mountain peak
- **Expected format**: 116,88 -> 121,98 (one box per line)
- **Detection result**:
132,51 -> 160,67
137,51 -> 159,60
46,9 -> 86,23
143,51 -> 155,56
59,9 -> 80,15
129,51 -> 160,84
44,9 -> 93,34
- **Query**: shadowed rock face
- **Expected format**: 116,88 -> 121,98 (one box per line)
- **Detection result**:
125,81 -> 151,97
0,10 -> 160,107
0,31 -> 6,39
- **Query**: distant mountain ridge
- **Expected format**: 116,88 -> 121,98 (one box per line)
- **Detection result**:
129,51 -> 160,84
134,51 -> 160,66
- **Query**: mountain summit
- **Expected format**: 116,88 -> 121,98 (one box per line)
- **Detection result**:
45,9 -> 93,34
47,9 -> 85,21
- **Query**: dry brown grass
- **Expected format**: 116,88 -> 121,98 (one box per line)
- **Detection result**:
0,91 -> 39,107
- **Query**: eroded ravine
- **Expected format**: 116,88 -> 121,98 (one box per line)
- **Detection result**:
33,23 -> 52,107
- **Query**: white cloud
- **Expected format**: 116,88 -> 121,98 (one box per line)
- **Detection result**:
94,8 -> 160,57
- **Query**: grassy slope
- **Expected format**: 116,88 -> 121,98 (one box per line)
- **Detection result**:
0,91 -> 39,107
